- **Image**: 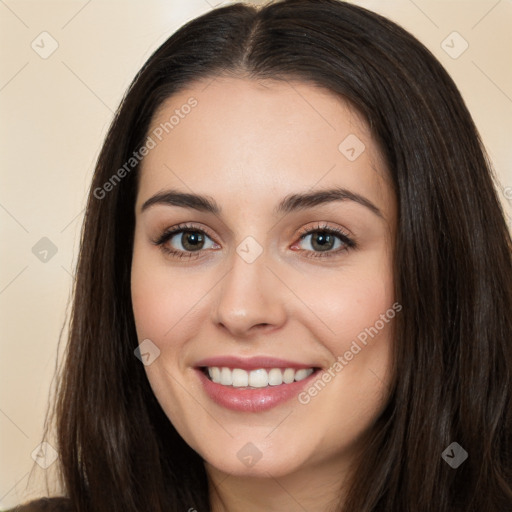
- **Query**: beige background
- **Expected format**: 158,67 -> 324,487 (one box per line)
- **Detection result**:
1,0 -> 511,508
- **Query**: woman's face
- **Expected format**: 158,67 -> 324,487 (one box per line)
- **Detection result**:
131,77 -> 397,480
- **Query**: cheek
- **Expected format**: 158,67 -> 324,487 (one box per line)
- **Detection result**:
130,247 -> 207,343
131,267 -> 171,341
334,279 -> 393,346
130,247 -> 209,437
294,259 -> 395,357
293,272 -> 395,456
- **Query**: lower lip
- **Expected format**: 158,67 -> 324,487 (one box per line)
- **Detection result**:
196,368 -> 318,412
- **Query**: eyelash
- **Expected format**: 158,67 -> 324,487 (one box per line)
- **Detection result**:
152,222 -> 356,260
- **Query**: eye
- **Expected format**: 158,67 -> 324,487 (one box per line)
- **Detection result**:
153,223 -> 220,258
153,222 -> 356,260
292,223 -> 356,258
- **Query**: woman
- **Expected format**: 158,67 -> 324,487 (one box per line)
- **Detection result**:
12,0 -> 512,510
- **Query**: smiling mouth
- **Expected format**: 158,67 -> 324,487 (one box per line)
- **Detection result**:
201,366 -> 320,388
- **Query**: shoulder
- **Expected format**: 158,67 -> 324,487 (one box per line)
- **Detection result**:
4,498 -> 73,512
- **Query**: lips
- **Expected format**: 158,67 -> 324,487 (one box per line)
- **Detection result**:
194,356 -> 320,412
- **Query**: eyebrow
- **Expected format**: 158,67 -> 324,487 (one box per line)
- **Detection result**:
140,186 -> 383,218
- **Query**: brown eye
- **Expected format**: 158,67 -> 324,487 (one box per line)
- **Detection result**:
291,224 -> 357,259
154,225 -> 220,257
309,232 -> 338,251
299,230 -> 346,253
179,231 -> 206,251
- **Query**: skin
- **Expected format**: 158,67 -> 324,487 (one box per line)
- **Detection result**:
131,76 -> 397,512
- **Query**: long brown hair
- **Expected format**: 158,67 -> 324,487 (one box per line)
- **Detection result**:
49,1 -> 512,510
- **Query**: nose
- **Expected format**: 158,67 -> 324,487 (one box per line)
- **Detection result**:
211,248 -> 288,339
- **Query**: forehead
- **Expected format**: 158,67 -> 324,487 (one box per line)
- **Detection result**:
136,76 -> 392,217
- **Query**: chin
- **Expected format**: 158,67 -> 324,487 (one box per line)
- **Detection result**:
203,449 -> 305,479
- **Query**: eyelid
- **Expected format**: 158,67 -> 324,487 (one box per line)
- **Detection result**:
296,222 -> 355,243
153,222 -> 218,245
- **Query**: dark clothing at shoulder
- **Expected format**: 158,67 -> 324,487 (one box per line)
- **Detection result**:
5,498 -> 73,512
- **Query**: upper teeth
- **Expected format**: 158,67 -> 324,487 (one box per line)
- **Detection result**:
207,367 -> 314,388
